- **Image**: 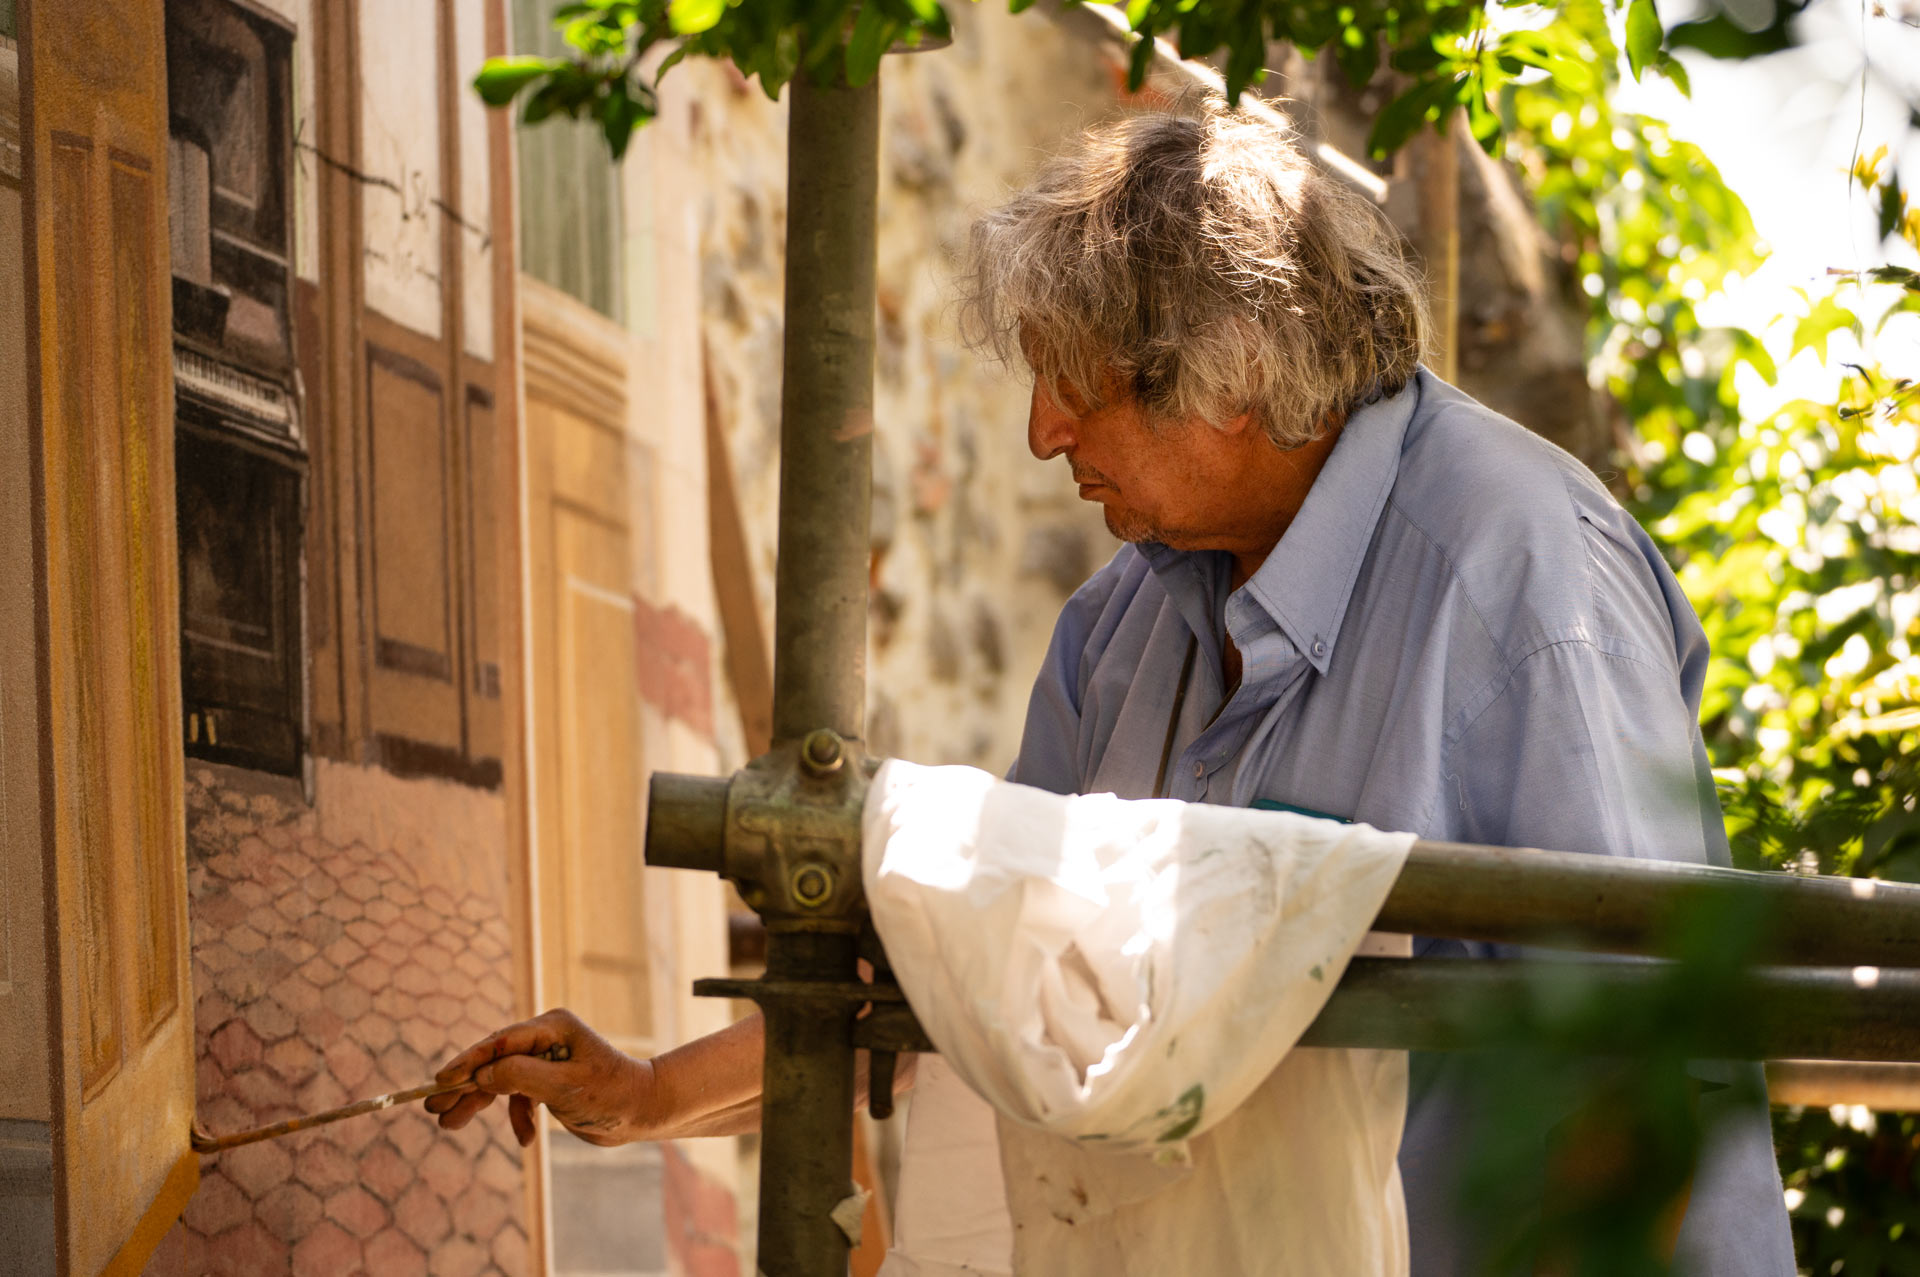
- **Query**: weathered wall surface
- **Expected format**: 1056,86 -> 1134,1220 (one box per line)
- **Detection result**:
166,761 -> 527,1276
690,4 -> 1124,775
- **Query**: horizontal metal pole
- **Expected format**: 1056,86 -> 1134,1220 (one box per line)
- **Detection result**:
644,773 -> 728,872
852,960 -> 1920,1062
1377,839 -> 1920,966
1764,1060 -> 1920,1110
1300,958 -> 1920,1060
647,768 -> 1920,966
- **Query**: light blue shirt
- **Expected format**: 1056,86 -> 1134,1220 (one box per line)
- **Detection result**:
1009,369 -> 1793,1275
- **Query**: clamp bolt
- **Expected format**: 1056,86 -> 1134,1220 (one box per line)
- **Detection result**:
801,728 -> 844,776
791,863 -> 834,908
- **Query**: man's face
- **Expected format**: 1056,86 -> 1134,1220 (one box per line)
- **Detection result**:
1027,377 -> 1251,550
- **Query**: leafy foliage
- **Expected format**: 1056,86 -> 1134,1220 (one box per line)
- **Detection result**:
1777,1105 -> 1920,1276
1623,198 -> 1920,888
473,0 -> 1696,162
1465,0 -> 1920,895
472,0 -> 957,157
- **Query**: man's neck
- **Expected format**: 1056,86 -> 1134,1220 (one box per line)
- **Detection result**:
1224,423 -> 1346,591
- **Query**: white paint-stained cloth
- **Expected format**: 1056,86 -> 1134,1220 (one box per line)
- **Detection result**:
864,760 -> 1416,1277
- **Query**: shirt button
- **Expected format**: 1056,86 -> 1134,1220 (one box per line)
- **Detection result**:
1192,761 -> 1206,780
1312,640 -> 1328,658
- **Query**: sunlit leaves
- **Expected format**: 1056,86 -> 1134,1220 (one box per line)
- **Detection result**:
477,0 -> 1712,166
668,0 -> 727,35
1791,292 -> 1862,364
472,55 -> 559,105
1368,71 -> 1467,157
1623,0 -> 1661,79
471,0 -> 951,157
846,2 -> 899,84
1852,142 -> 1891,191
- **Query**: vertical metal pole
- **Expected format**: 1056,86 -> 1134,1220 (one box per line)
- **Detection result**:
770,68 -> 877,747
755,65 -> 878,1277
757,931 -> 863,1275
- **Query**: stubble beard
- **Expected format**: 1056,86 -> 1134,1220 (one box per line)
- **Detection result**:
1103,504 -> 1172,545
1074,462 -> 1174,546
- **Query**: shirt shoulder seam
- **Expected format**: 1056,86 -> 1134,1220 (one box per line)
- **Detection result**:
1445,634 -> 1668,753
1379,497 -> 1503,657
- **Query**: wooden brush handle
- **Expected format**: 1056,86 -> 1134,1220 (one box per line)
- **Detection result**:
190,1042 -> 572,1153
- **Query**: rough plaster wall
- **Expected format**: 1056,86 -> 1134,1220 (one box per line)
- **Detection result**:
690,4 -> 1124,775
162,762 -> 528,1276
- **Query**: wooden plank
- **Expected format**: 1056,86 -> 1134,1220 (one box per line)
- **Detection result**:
23,2 -> 197,1271
474,0 -> 549,1256
0,23 -> 51,1128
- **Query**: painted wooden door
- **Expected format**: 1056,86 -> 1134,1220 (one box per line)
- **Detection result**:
522,279 -> 656,1053
22,2 -> 199,1273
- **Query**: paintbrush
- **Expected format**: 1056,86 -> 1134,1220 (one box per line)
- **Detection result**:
189,1043 -> 572,1153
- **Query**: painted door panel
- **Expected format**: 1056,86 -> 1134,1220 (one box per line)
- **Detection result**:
554,498 -> 652,1039
523,282 -> 655,1052
23,2 -> 198,1271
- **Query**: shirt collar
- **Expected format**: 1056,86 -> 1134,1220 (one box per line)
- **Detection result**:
1140,369 -> 1424,677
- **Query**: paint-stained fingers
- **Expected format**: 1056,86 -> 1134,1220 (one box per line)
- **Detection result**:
508,1094 -> 537,1147
429,1007 -> 645,1146
422,1077 -> 482,1116
434,1008 -> 580,1088
429,1007 -> 586,1133
470,1049 -> 571,1098
429,1088 -> 497,1130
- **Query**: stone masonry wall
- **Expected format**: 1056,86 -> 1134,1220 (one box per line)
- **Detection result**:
689,3 -> 1130,775
161,761 -> 528,1276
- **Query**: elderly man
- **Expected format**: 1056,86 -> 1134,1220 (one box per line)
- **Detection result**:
431,108 -> 1794,1274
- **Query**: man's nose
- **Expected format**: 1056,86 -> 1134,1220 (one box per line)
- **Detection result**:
1027,385 -> 1077,461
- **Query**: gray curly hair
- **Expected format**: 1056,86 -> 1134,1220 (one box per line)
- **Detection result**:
958,106 -> 1427,449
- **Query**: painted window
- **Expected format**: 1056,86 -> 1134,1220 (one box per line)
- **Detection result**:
511,0 -> 624,323
166,0 -> 306,776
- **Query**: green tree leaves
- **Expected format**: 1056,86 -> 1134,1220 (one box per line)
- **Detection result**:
469,0 -> 952,157
846,2 -> 899,85
668,0 -> 727,34
1790,292 -> 1861,364
1368,72 -> 1466,158
472,0 -> 1708,165
472,54 -> 557,105
1623,0 -> 1662,79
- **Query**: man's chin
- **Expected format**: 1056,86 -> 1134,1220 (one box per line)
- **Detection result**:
1103,507 -> 1173,546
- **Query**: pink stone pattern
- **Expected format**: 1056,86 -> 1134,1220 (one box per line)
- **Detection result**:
662,1145 -> 743,1277
170,765 -> 528,1276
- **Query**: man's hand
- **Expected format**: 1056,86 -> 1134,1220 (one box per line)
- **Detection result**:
427,1009 -> 651,1148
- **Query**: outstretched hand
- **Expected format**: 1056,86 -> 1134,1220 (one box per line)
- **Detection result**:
427,1009 -> 651,1148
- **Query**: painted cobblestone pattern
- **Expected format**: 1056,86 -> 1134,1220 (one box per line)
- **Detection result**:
169,763 -> 528,1276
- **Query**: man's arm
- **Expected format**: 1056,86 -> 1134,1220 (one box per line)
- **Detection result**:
427,1008 -> 916,1146
426,1009 -> 767,1146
